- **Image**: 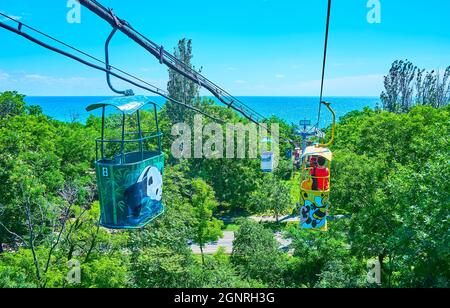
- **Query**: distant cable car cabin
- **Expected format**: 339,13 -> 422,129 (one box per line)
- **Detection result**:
261,137 -> 274,172
86,96 -> 164,229
300,102 -> 335,231
261,152 -> 274,173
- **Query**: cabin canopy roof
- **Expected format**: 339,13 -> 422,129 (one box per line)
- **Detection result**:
86,95 -> 157,115
302,146 -> 333,161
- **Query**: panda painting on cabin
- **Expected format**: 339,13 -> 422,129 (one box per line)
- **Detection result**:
124,165 -> 163,225
300,193 -> 328,230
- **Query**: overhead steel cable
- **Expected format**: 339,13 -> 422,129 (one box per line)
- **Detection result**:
0,10 -> 294,146
316,0 -> 332,127
0,15 -> 223,123
79,0 -> 268,125
83,0 -> 295,145
126,22 -> 268,122
0,12 -> 193,107
130,22 -> 268,121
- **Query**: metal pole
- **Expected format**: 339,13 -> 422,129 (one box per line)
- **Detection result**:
153,105 -> 161,153
101,106 -> 105,160
317,102 -> 336,148
121,114 -> 126,163
136,110 -> 144,160
78,0 -> 276,133
0,21 -> 222,124
105,28 -> 133,96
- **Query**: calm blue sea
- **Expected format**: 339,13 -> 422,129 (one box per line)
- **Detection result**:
24,96 -> 380,127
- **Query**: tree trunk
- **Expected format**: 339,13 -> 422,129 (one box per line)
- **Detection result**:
24,202 -> 43,288
388,255 -> 394,288
378,254 -> 385,287
84,224 -> 101,263
29,231 -> 43,288
0,242 -> 3,253
67,245 -> 75,261
200,244 -> 205,266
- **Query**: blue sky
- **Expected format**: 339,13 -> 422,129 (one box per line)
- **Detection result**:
0,0 -> 449,96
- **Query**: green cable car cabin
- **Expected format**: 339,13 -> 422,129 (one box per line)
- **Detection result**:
86,96 -> 165,229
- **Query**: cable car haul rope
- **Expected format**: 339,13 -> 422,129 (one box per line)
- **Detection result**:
0,0 -> 336,231
0,12 -> 222,123
299,0 -> 336,231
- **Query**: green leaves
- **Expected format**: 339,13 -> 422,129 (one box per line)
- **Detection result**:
166,39 -> 201,125
132,246 -> 192,288
249,174 -> 293,221
0,91 -> 26,120
231,219 -> 287,286
190,179 -> 224,264
1,89 -> 448,288
380,60 -> 449,113
330,104 -> 450,287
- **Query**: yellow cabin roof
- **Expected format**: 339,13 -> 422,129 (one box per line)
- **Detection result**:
302,146 -> 333,161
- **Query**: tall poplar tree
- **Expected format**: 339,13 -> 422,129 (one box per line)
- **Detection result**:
166,39 -> 201,124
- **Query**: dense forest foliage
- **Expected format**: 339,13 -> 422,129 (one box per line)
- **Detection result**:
0,89 -> 448,288
0,43 -> 448,289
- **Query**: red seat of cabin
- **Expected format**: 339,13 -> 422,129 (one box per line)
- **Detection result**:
310,167 -> 330,191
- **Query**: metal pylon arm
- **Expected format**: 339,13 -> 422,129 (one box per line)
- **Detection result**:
79,0 -> 268,126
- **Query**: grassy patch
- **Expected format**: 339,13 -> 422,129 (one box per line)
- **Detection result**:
290,173 -> 301,205
259,221 -> 285,232
259,220 -> 299,233
223,223 -> 240,232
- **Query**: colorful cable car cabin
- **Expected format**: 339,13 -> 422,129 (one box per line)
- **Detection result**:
86,96 -> 164,229
300,147 -> 333,231
299,101 -> 336,231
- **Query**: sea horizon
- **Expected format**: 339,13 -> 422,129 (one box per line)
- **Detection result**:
24,95 -> 380,98
25,95 -> 381,127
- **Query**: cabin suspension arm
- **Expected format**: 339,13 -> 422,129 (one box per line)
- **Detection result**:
317,101 -> 336,148
78,0 -> 267,125
0,20 -> 223,123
